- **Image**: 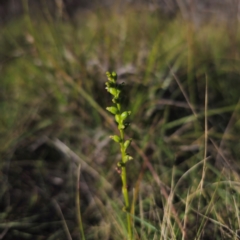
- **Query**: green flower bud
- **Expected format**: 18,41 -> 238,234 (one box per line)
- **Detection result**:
106,106 -> 118,115
106,71 -> 114,82
120,111 -> 131,121
123,154 -> 133,163
106,71 -> 118,83
123,139 -> 132,150
110,135 -> 121,143
105,84 -> 110,91
119,124 -> 125,130
108,87 -> 117,96
106,80 -> 116,88
111,71 -> 117,81
117,162 -> 122,167
115,114 -> 121,123
117,161 -> 125,167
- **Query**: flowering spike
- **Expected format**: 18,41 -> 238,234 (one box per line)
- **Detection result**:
105,71 -> 133,239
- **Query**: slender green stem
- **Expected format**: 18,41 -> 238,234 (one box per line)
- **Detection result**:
120,129 -> 132,240
76,164 -> 86,240
121,167 -> 132,240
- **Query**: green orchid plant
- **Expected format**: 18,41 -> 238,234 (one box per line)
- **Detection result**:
105,71 -> 133,240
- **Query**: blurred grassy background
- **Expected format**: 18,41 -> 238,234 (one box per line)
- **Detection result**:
1,1 -> 240,239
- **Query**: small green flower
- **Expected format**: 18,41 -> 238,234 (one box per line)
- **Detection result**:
106,106 -> 118,115
118,124 -> 125,130
115,114 -> 121,123
123,154 -> 133,163
121,111 -> 131,121
106,71 -> 117,82
110,135 -> 122,143
123,139 -> 132,150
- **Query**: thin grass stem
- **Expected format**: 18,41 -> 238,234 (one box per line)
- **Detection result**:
76,164 -> 86,240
